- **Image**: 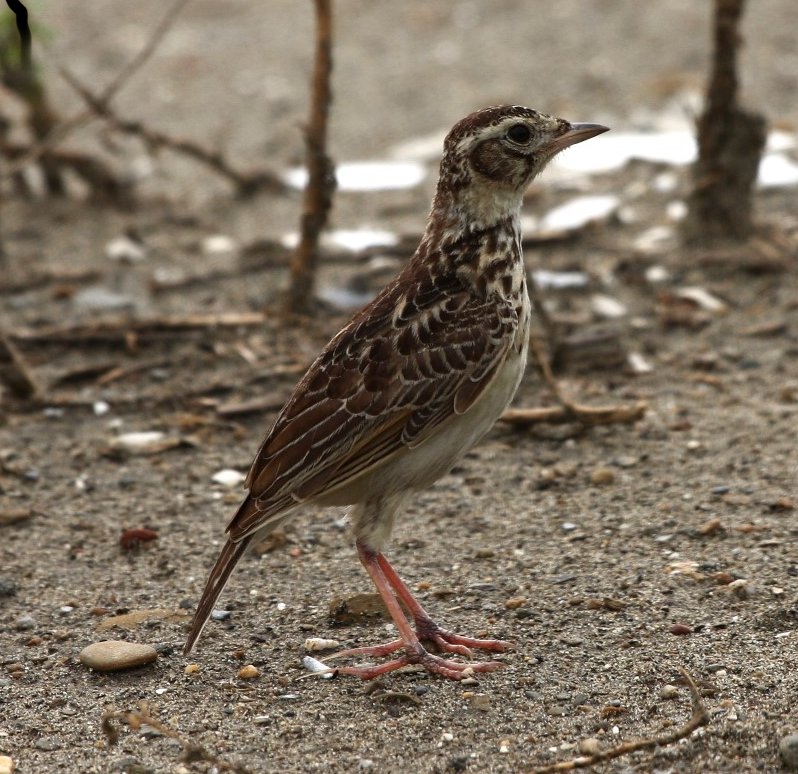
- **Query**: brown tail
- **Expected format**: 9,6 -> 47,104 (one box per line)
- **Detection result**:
183,535 -> 252,655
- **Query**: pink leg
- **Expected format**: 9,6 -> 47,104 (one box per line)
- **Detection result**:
376,552 -> 512,656
328,543 -> 507,681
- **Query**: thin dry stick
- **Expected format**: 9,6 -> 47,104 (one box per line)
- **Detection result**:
500,401 -> 647,428
283,0 -> 335,316
9,312 -> 268,347
102,701 -> 250,773
0,333 -> 39,398
527,668 -> 710,773
2,0 -> 190,180
59,65 -> 286,195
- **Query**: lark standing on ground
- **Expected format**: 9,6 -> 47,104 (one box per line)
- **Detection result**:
185,105 -> 607,679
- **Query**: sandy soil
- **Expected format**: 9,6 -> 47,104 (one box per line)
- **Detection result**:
1,2 -> 797,772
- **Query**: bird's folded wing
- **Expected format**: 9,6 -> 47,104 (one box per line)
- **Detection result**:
228,284 -> 517,541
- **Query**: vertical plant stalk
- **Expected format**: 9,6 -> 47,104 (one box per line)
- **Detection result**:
683,0 -> 766,244
283,0 -> 335,316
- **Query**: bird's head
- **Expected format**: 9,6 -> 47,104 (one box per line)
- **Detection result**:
433,105 -> 608,230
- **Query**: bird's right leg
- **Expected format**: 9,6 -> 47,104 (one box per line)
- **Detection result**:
328,542 -> 505,680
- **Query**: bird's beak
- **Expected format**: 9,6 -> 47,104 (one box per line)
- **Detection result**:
544,122 -> 609,155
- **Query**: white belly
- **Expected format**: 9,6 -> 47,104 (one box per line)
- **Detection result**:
350,341 -> 528,498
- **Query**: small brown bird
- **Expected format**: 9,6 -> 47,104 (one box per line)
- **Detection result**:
184,105 -> 607,679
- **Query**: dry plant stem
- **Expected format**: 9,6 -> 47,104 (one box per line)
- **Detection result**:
0,333 -> 39,398
2,0 -> 189,181
102,701 -> 250,773
527,668 -> 710,773
9,312 -> 268,347
683,0 -> 766,242
58,67 -> 285,197
501,401 -> 646,428
283,0 -> 335,316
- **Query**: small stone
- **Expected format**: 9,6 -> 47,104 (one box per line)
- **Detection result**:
238,664 -> 260,679
670,623 -> 693,636
0,579 -> 17,597
79,640 -> 158,672
0,755 -> 14,774
780,734 -> 798,770
210,609 -> 232,621
184,663 -> 199,675
34,736 -> 62,752
659,684 -> 679,700
469,694 -> 491,712
358,759 -> 375,770
504,597 -> 527,610
15,615 -> 35,631
590,467 -> 615,486
578,737 -> 601,756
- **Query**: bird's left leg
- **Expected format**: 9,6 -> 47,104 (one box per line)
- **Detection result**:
329,542 -> 505,680
375,551 -> 511,657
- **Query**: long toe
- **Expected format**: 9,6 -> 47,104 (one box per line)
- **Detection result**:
332,645 -> 506,681
325,638 -> 405,661
431,629 -> 512,654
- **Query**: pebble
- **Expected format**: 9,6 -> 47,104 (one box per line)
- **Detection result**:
670,623 -> 693,636
590,467 -> 615,486
0,579 -> 17,597
211,609 -> 232,621
74,287 -> 136,312
79,640 -> 158,672
238,664 -> 260,679
15,615 -> 35,631
578,737 -> 601,756
659,684 -> 679,700
0,756 -> 13,774
34,736 -> 62,751
780,734 -> 798,770
504,597 -> 527,610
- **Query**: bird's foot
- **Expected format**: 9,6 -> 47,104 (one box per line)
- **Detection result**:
327,623 -> 511,664
415,617 -> 512,658
330,642 -> 505,681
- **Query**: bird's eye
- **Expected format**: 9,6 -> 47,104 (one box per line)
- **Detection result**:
506,123 -> 532,144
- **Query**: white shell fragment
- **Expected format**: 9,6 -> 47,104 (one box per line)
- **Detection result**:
757,154 -> 798,188
302,655 -> 334,678
676,287 -> 728,313
105,235 -> 146,262
281,228 -> 399,252
532,270 -> 590,290
539,195 -> 619,232
552,131 -> 696,175
211,469 -> 246,487
202,234 -> 239,254
111,431 -> 166,452
590,294 -> 627,319
283,161 -> 426,192
627,352 -> 654,374
303,637 -> 341,652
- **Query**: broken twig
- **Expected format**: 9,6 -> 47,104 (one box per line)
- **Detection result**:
102,701 -> 250,773
527,668 -> 709,773
501,401 -> 646,428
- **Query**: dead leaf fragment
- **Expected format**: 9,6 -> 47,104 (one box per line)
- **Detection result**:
98,608 -> 189,631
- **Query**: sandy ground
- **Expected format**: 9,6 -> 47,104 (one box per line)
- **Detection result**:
2,2 -> 798,772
